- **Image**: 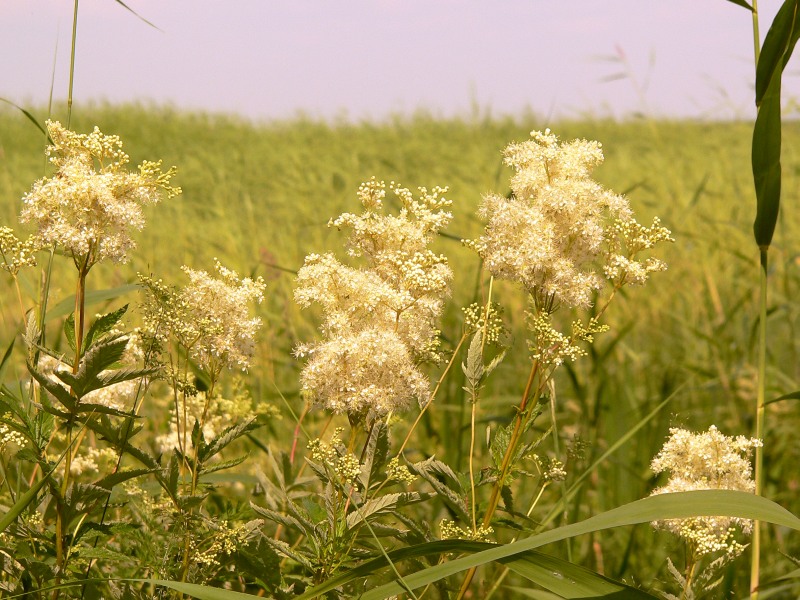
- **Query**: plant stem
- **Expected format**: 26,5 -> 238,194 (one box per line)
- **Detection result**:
751,247 -> 768,599
67,0 -> 79,128
749,2 -> 763,596
456,357 -> 541,599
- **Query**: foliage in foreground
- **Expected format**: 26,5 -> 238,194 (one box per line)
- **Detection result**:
0,111 -> 797,600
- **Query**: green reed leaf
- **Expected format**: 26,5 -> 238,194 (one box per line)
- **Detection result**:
752,0 -> 800,248
0,468 -> 53,534
0,98 -> 49,138
359,490 -> 800,599
46,284 -> 140,321
139,580 -> 259,599
504,551 -> 657,598
725,0 -> 754,10
765,390 -> 800,405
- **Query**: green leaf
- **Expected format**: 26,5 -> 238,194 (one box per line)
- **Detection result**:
755,0 -> 800,104
27,357 -> 75,412
752,0 -> 800,248
0,467 -> 54,533
200,417 -> 262,462
0,98 -> 49,138
504,589 -> 563,600
504,551 -> 656,598
358,490 -> 800,600
0,337 -> 14,384
137,580 -> 260,599
765,390 -> 800,405
346,493 -> 423,530
64,313 -> 77,354
83,304 -> 129,353
94,468 -> 153,491
53,335 -> 129,398
46,284 -> 140,321
725,0 -> 754,10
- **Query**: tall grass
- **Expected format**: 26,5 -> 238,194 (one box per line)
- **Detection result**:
2,105 -> 800,596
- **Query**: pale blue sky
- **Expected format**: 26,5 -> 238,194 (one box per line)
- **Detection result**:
3,0 -> 797,122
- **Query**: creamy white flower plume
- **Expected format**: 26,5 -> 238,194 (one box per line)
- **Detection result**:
20,120 -> 180,265
295,179 -> 452,417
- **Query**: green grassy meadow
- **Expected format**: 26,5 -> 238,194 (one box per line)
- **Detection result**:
2,104 -> 800,596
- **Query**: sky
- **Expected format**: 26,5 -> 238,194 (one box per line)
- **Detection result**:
2,0 -> 798,123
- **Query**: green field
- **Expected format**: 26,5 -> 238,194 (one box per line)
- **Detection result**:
1,105 -> 799,597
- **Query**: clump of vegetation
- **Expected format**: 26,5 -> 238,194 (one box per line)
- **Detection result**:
1,1 -> 800,597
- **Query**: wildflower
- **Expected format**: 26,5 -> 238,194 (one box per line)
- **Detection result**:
467,130 -> 671,310
156,381 -> 256,453
0,227 -> 39,275
20,120 -> 180,266
295,179 -> 452,418
440,520 -> 494,542
386,457 -> 417,485
307,429 -> 363,486
141,260 -> 266,372
649,425 -> 762,556
0,416 -> 25,450
462,302 -> 507,345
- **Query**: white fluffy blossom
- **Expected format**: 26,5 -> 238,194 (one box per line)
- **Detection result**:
650,425 -> 762,556
469,130 -> 671,310
295,179 -> 452,418
20,121 -> 180,266
141,260 -> 266,372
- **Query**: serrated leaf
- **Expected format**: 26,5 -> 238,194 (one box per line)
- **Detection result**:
200,417 -> 262,462
94,468 -> 153,491
250,502 -> 306,532
26,358 -> 75,412
56,334 -> 129,398
235,537 -> 282,589
83,304 -> 129,352
347,493 -> 407,530
462,331 -> 484,391
96,366 -> 158,389
261,536 -> 315,570
64,313 -> 77,354
410,458 -> 469,523
200,455 -> 248,475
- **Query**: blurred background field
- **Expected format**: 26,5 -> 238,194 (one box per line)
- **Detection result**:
1,104 -> 799,591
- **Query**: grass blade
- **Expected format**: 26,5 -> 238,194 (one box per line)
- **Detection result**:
0,98 -> 48,138
359,490 -> 800,600
46,283 -> 140,321
725,0 -> 754,9
752,0 -> 799,248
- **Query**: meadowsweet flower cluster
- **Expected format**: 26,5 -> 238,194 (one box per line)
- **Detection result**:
440,520 -> 494,542
156,382 -> 256,453
650,425 -> 762,556
386,457 -> 416,485
141,260 -> 266,372
0,417 -> 25,450
468,129 -> 671,310
307,428 -> 362,486
0,227 -> 39,275
462,302 -> 507,345
295,179 -> 453,418
19,121 -> 180,266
